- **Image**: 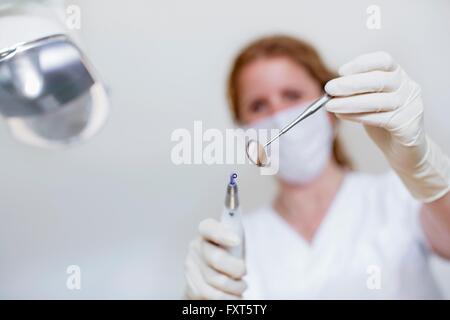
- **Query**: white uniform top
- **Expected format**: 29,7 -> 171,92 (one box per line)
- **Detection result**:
242,171 -> 441,299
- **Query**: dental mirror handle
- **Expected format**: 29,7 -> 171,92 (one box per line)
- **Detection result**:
264,93 -> 332,147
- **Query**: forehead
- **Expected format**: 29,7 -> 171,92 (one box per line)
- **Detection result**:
238,56 -> 310,89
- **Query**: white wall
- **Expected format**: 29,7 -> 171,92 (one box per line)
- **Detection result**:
0,0 -> 449,298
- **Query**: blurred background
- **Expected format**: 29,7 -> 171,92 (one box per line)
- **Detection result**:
0,0 -> 449,299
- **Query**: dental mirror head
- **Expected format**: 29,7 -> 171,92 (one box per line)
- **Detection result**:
246,139 -> 269,167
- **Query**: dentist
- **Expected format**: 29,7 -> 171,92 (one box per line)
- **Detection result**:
184,35 -> 450,299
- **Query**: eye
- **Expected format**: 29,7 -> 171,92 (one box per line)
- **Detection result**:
248,99 -> 268,114
282,89 -> 302,102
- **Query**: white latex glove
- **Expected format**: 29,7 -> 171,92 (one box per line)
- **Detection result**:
325,51 -> 450,203
184,218 -> 247,299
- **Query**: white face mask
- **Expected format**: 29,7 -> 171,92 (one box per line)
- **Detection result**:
247,100 -> 334,184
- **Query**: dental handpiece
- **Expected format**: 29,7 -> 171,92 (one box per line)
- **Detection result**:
221,173 -> 245,259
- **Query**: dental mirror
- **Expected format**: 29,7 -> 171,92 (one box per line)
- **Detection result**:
246,139 -> 269,167
245,94 -> 331,167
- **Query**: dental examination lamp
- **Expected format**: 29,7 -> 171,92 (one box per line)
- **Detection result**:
0,0 -> 109,148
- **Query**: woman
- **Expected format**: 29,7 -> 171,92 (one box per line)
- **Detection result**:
185,35 -> 450,299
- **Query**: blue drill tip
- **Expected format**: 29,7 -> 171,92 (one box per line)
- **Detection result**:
229,173 -> 238,186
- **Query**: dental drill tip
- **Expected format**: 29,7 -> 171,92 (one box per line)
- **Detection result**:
229,173 -> 238,186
